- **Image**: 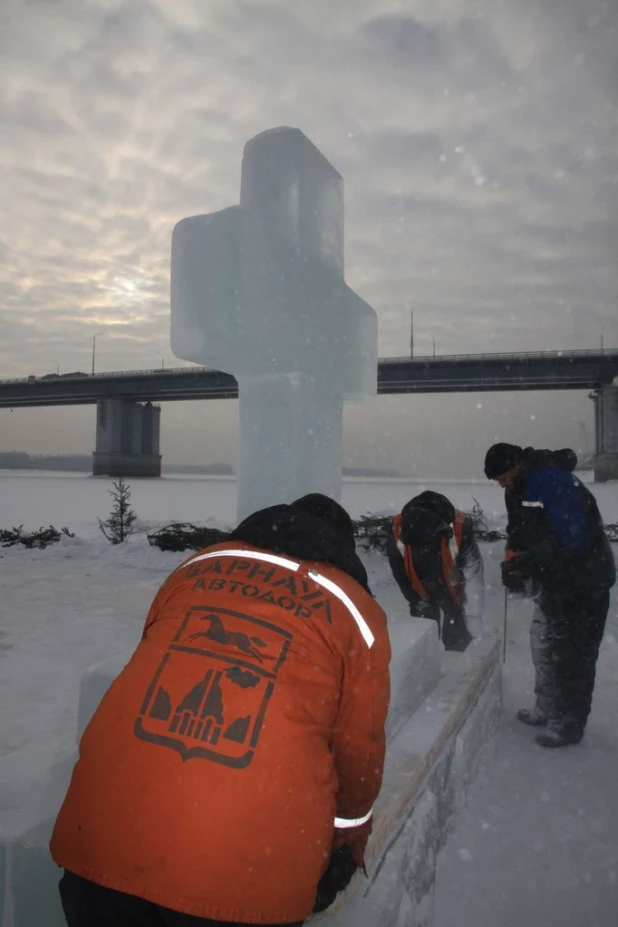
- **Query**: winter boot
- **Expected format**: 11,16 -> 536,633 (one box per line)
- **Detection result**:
535,729 -> 583,749
516,707 -> 548,727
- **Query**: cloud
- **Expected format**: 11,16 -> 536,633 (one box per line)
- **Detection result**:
360,16 -> 445,67
0,0 -> 616,475
359,13 -> 513,92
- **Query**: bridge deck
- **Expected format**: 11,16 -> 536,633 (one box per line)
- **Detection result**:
1,350 -> 617,408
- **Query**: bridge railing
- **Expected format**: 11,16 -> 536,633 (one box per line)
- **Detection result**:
0,366 -> 218,385
1,348 -> 617,385
379,348 -> 618,364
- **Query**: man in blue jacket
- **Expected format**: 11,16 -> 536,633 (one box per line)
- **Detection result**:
484,443 -> 615,748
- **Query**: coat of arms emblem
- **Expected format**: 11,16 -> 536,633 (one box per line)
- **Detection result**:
135,605 -> 292,767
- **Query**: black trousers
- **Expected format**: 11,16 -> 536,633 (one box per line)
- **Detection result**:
59,871 -> 304,927
409,601 -> 472,652
531,586 -> 610,738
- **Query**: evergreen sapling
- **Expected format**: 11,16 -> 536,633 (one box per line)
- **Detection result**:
98,478 -> 137,544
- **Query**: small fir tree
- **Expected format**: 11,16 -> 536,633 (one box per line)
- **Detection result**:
98,478 -> 137,544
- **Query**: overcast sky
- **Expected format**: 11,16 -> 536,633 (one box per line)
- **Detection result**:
1,0 -> 616,477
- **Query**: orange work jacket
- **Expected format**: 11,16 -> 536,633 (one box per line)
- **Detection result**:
392,511 -> 466,606
50,541 -> 391,924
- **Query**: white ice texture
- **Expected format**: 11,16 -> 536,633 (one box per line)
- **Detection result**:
1,657 -> 133,927
170,127 -> 378,520
1,746 -> 77,927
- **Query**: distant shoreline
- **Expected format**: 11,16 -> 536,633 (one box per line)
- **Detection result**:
0,468 -> 499,485
0,455 -> 405,480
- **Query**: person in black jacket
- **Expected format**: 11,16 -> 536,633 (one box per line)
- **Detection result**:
484,443 -> 616,748
387,491 -> 485,652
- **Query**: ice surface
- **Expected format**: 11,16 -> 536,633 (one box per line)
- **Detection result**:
10,818 -> 68,927
0,743 -> 76,927
386,607 -> 442,741
236,372 -> 346,521
170,127 -> 377,520
1,471 -> 608,542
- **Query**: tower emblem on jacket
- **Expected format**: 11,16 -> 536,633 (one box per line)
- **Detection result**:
134,606 -> 291,767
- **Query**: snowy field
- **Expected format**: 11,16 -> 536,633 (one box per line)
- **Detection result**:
0,471 -> 617,926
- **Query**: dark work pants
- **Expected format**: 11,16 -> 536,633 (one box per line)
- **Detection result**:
410,601 -> 472,652
531,587 -> 610,738
59,871 -> 304,927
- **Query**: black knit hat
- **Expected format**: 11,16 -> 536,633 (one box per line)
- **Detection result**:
400,507 -> 452,546
407,490 -> 456,525
291,493 -> 355,544
484,443 -> 524,479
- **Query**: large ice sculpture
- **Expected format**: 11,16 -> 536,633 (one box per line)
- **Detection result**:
170,127 -> 378,521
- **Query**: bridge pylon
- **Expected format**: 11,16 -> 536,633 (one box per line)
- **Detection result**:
92,399 -> 161,478
590,384 -> 618,482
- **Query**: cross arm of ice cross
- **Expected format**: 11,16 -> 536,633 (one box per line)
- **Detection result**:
170,126 -> 377,395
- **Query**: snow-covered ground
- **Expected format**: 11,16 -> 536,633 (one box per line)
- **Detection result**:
0,471 -> 505,758
0,471 -> 616,925
432,478 -> 618,927
434,603 -> 618,927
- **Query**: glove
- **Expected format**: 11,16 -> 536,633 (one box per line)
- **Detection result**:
413,599 -> 436,619
500,557 -> 529,595
313,844 -> 358,913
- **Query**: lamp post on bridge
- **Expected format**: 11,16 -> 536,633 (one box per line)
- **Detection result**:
157,352 -> 165,370
51,360 -> 59,375
92,332 -> 103,376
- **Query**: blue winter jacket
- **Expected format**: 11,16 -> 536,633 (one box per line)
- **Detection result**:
505,448 -> 615,594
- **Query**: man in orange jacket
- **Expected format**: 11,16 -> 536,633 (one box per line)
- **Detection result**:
50,494 -> 391,927
387,491 -> 484,652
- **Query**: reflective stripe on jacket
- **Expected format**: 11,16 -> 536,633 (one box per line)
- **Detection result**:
50,541 -> 391,924
392,511 -> 465,606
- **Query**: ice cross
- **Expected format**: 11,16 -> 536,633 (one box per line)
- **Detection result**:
170,127 -> 377,522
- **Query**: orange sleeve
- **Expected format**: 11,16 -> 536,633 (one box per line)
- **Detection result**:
330,600 -> 391,866
140,547 -> 206,637
140,577 -> 179,637
141,590 -> 162,638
